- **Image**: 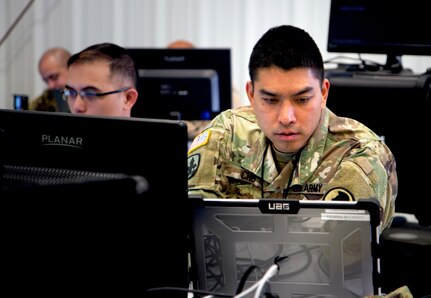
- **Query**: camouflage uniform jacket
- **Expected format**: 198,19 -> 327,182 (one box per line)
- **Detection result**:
29,89 -> 59,112
365,286 -> 413,298
187,105 -> 397,230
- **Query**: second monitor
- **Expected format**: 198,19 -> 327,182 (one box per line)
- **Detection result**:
128,48 -> 232,120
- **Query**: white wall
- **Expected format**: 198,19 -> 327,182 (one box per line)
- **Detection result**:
1,0 -> 431,109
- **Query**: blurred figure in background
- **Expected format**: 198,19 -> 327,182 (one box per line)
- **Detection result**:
167,39 -> 195,49
29,47 -> 71,112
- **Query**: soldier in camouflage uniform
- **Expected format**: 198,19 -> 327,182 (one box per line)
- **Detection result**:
188,24 -> 409,298
187,25 -> 397,232
29,47 -> 71,112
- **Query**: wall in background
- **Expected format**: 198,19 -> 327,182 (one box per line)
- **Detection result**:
1,0 -> 431,109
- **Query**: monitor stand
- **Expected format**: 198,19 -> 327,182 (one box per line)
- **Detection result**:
325,52 -> 420,78
327,62 -> 414,78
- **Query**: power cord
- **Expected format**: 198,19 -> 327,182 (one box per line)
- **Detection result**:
235,265 -> 259,294
234,256 -> 288,298
252,264 -> 279,298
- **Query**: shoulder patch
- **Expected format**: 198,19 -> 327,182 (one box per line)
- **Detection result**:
323,187 -> 354,201
187,153 -> 200,179
188,130 -> 210,154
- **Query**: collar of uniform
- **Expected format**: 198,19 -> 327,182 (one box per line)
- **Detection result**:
239,107 -> 331,185
240,131 -> 279,183
292,107 -> 330,184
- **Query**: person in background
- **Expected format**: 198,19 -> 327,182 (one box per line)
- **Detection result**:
63,42 -> 138,117
29,47 -> 71,112
187,24 -> 410,298
167,39 -> 243,139
167,39 -> 195,49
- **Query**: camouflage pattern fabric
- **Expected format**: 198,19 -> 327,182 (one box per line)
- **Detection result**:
188,105 -> 397,230
29,89 -> 59,112
184,120 -> 211,140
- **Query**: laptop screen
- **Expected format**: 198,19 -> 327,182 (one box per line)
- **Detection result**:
189,198 -> 381,298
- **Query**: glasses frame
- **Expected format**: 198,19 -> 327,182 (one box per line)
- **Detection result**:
62,87 -> 130,102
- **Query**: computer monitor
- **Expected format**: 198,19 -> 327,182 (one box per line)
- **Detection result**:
127,48 -> 232,120
0,109 -> 190,297
327,0 -> 431,72
325,73 -> 431,226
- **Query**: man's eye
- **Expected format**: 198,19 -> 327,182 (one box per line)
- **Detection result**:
297,97 -> 311,103
83,91 -> 98,98
263,97 -> 278,104
46,74 -> 59,82
65,89 -> 76,96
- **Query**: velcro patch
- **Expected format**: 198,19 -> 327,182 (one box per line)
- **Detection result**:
187,154 -> 200,179
188,130 -> 210,154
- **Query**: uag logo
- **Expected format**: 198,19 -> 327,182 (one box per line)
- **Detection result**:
268,202 -> 290,211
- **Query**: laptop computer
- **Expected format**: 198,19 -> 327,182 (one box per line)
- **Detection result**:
189,198 -> 381,298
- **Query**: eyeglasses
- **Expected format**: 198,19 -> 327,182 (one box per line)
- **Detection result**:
62,87 -> 130,103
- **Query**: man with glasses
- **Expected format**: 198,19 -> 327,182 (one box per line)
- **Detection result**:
63,43 -> 138,117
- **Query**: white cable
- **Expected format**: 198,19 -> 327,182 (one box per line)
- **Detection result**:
233,278 -> 261,298
253,264 -> 278,298
233,264 -> 279,298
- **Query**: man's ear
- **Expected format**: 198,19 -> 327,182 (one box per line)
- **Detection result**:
321,78 -> 330,107
124,88 -> 138,109
246,80 -> 254,105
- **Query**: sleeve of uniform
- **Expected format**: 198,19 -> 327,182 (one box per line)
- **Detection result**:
363,285 -> 413,298
187,111 -> 232,198
323,142 -> 397,231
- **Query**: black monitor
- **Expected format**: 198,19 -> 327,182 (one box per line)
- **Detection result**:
127,48 -> 232,120
325,74 -> 431,226
0,109 -> 190,297
327,0 -> 431,72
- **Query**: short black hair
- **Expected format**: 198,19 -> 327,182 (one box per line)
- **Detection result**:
248,25 -> 324,84
68,43 -> 137,87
